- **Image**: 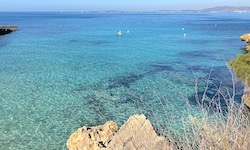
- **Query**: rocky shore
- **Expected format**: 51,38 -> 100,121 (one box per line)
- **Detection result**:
66,114 -> 170,150
239,34 -> 250,108
230,33 -> 250,108
240,33 -> 250,51
0,26 -> 18,35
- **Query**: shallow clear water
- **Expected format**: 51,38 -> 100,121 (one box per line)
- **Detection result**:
0,12 -> 250,149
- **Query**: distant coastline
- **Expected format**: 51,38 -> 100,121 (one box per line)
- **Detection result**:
92,6 -> 250,13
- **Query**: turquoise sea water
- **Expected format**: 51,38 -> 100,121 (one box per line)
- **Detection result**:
0,12 -> 250,149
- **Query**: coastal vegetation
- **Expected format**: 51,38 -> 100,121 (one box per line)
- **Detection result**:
229,53 -> 250,85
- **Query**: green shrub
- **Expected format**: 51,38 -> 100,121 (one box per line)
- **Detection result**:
229,53 -> 250,85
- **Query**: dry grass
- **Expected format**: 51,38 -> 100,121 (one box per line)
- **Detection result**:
164,69 -> 250,150
176,103 -> 250,150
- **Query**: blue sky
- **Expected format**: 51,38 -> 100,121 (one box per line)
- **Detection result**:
1,0 -> 250,11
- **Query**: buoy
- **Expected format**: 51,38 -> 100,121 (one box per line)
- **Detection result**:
117,31 -> 122,36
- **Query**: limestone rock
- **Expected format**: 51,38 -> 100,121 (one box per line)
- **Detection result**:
66,114 -> 170,150
243,85 -> 250,108
247,44 -> 250,51
240,34 -> 250,43
107,114 -> 170,150
66,121 -> 118,150
242,94 -> 250,108
240,34 -> 250,51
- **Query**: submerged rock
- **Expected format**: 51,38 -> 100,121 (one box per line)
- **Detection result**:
66,121 -> 118,150
66,114 -> 169,150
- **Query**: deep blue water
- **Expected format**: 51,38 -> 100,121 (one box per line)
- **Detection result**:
0,12 -> 250,149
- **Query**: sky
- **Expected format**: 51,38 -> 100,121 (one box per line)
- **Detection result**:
1,0 -> 250,11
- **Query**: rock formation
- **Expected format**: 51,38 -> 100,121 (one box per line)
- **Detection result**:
243,85 -> 250,108
240,34 -> 250,42
247,44 -> 250,51
0,26 -> 18,35
66,114 -> 170,150
66,121 -> 118,150
107,114 -> 169,150
240,33 -> 250,51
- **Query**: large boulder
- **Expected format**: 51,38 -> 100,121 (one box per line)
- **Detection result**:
240,34 -> 250,43
66,121 -> 118,150
107,114 -> 169,150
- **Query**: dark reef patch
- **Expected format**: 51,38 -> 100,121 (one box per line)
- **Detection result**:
73,85 -> 89,92
185,65 -> 210,73
108,73 -> 145,89
89,40 -> 112,46
184,39 -> 212,45
178,50 -> 215,60
69,39 -> 113,46
147,62 -> 173,74
68,39 -> 87,44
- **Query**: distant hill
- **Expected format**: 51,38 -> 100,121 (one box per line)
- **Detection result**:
157,6 -> 250,13
90,6 -> 250,13
201,6 -> 250,13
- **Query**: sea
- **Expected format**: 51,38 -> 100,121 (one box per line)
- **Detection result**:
0,12 -> 250,149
